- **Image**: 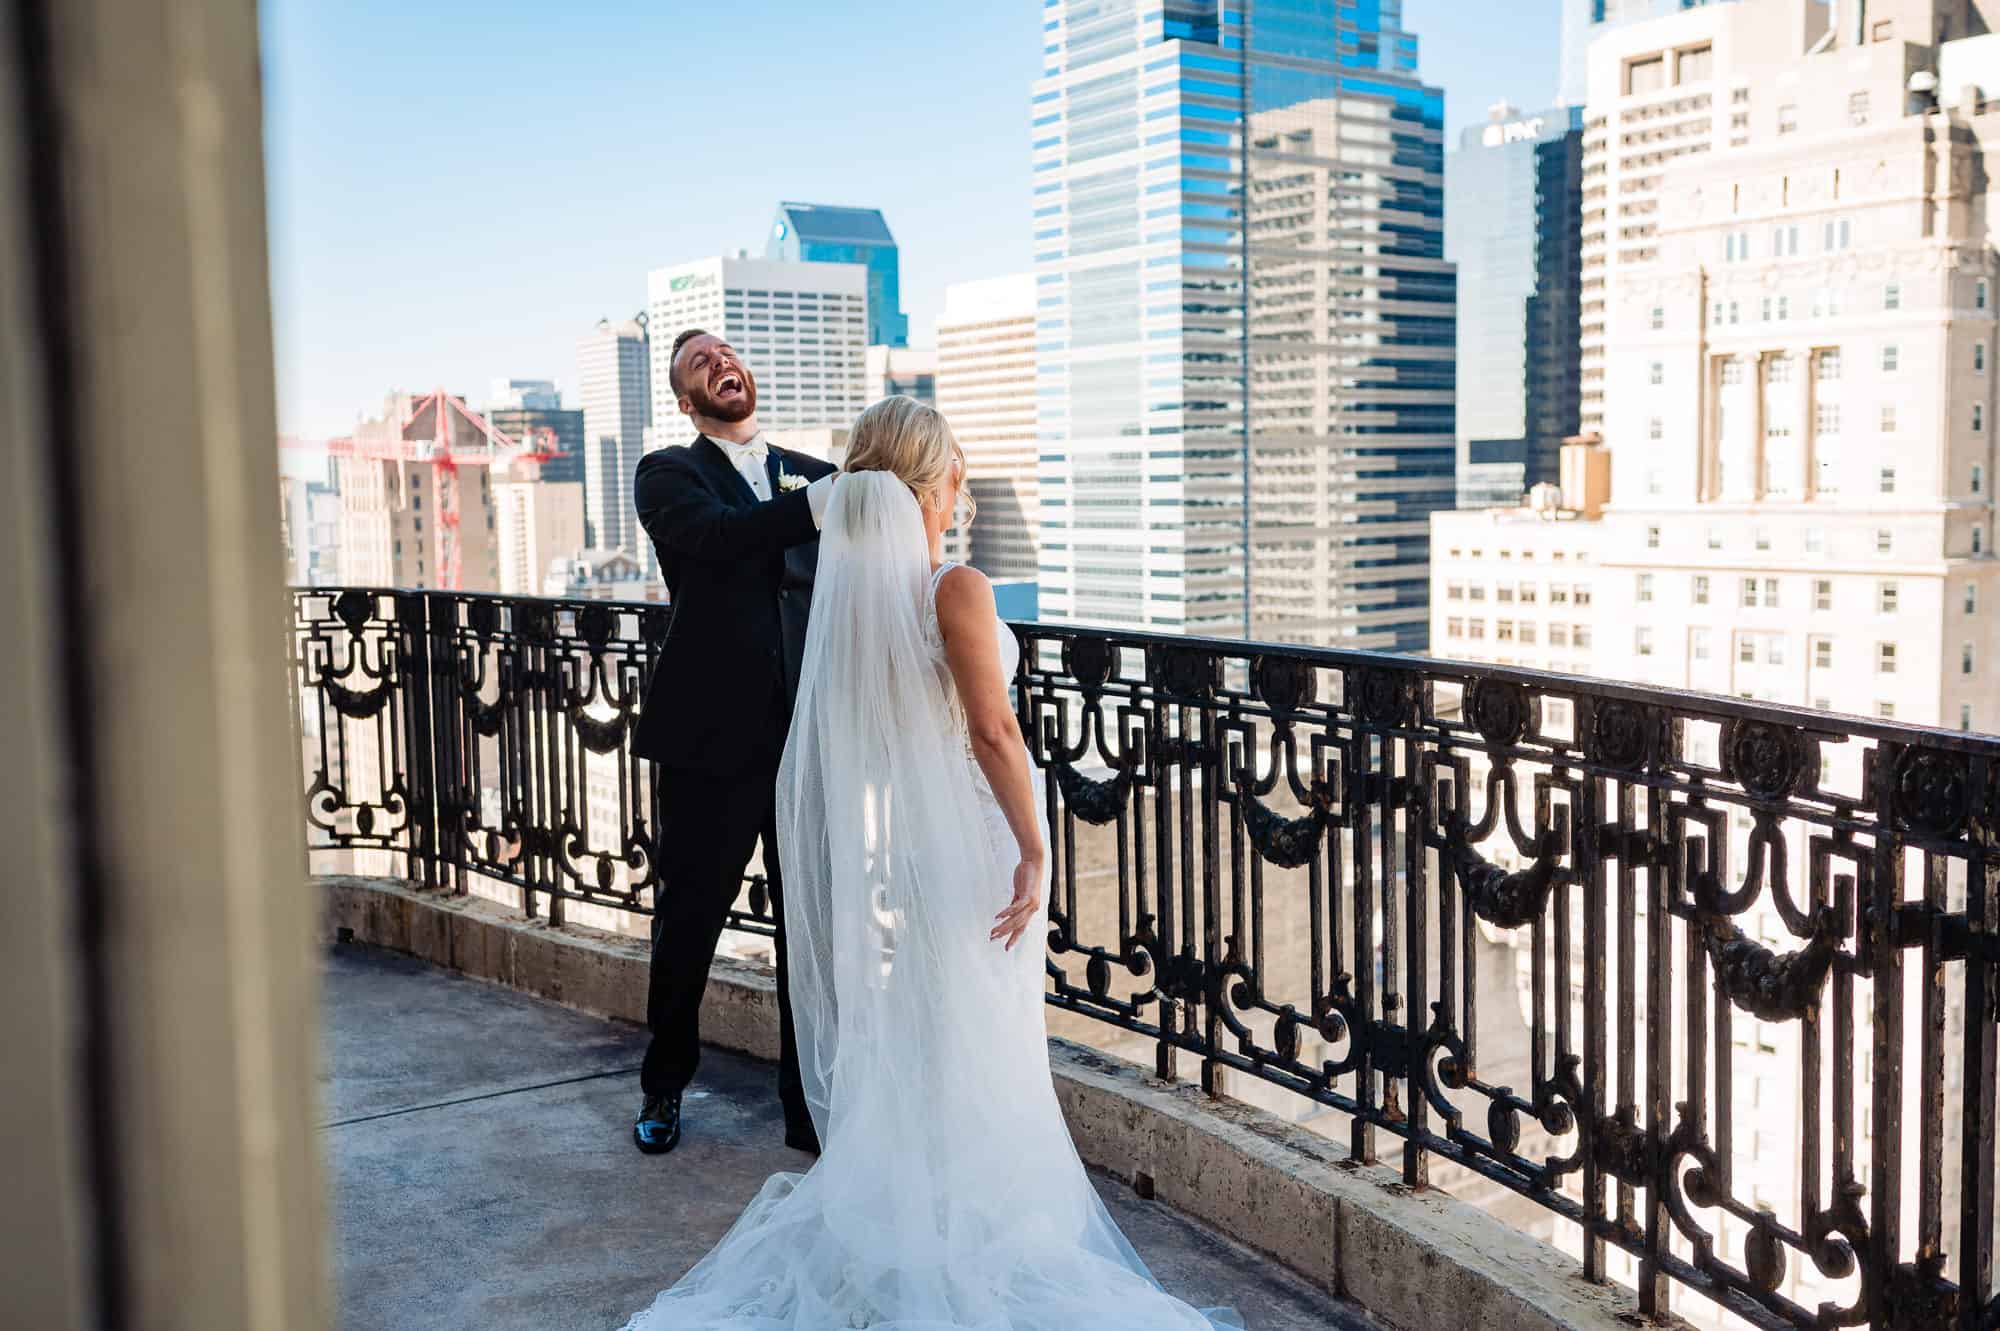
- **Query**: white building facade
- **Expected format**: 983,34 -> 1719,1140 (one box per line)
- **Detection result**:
646,255 -> 868,435
576,316 -> 652,570
937,273 -> 1040,583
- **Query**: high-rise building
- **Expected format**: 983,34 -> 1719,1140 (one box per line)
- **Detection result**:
1556,0 -> 1740,108
492,471 -> 585,597
1434,5 -> 2000,1320
1032,1 -> 1455,649
576,316 -> 652,561
937,273 -> 1039,584
766,202 -> 909,347
1447,102 -> 1586,508
484,392 -> 585,489
864,344 -> 936,406
488,378 -> 561,410
1576,5 -> 1729,436
332,391 -> 502,592
647,255 -> 869,434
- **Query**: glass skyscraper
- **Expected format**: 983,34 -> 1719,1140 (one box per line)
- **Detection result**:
1034,0 -> 1453,649
766,202 -> 910,348
1446,104 -> 1583,508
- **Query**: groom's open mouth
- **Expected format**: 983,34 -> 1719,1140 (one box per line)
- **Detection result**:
711,370 -> 746,400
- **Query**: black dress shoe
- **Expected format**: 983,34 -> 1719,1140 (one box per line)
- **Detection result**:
634,1093 -> 681,1155
784,1120 -> 821,1156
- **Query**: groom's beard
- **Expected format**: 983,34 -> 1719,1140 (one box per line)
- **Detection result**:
688,368 -> 757,423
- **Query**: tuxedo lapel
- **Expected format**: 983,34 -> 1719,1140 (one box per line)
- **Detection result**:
694,435 -> 759,506
764,449 -> 784,497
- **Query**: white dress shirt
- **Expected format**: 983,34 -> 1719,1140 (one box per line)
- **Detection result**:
712,431 -> 833,526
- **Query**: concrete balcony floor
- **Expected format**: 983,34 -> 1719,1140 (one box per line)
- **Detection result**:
321,943 -> 1379,1331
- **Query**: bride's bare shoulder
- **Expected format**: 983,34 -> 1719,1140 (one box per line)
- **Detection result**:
933,563 -> 996,630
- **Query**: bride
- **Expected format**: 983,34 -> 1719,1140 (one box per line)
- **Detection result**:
621,397 -> 1238,1329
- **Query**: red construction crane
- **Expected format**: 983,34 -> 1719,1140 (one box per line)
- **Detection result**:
320,388 -> 565,590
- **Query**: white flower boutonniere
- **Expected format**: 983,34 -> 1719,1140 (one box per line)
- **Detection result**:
776,469 -> 809,494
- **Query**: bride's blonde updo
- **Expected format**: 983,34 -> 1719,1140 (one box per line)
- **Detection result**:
843,395 -> 976,528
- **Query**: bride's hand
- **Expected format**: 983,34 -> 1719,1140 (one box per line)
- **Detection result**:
990,854 -> 1044,951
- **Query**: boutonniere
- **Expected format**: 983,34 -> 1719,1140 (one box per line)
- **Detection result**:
776,468 -> 809,493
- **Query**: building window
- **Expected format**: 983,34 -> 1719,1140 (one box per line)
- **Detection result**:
1969,584 -> 1980,614
1879,580 -> 1899,613
1976,463 -> 1987,494
1963,705 -> 1976,732
1637,574 -> 1655,603
1805,527 -> 1824,554
1880,466 -> 1897,494
1878,642 -> 1898,674
1815,349 -> 1842,382
1575,626 -> 1593,649
1648,416 -> 1663,441
1879,701 -> 1897,719
1707,526 -> 1723,550
1881,405 -> 1897,433
1964,643 -> 1977,675
1690,627 -> 1712,660
1814,578 -> 1832,611
1823,219 -> 1851,251
1518,583 -> 1537,603
1720,359 -> 1745,386
1777,104 -> 1797,134
1754,527 -> 1771,551
1738,635 -> 1756,664
1884,283 -> 1901,311
1981,278 -> 1991,311
1813,638 -> 1832,669
1646,525 -> 1661,549
1978,527 -> 1987,555
1550,624 -> 1569,647
1876,528 -> 1893,554
1977,404 -> 1986,433
1741,577 -> 1758,608
1693,574 -> 1710,604
1650,361 -> 1664,385
1977,342 -> 1987,373
1636,627 -> 1655,657
1650,304 -> 1665,331
1519,623 -> 1537,645
1848,91 -> 1870,125
1883,344 -> 1899,372
1496,620 -> 1515,642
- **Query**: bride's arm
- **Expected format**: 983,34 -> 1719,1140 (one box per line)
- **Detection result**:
934,565 -> 1045,948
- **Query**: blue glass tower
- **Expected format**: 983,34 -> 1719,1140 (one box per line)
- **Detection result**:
766,202 -> 909,348
1446,105 -> 1584,507
1034,0 -> 1453,649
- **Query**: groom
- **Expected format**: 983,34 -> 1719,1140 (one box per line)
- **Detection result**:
629,329 -> 836,1157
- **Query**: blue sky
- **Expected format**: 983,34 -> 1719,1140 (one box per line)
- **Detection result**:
262,0 -> 1560,440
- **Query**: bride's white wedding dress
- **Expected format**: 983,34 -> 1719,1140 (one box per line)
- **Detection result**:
621,472 -> 1237,1330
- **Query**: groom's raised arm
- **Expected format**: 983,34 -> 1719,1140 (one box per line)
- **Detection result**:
635,450 -> 824,563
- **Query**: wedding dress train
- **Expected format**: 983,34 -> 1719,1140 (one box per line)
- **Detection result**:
621,473 -> 1238,1330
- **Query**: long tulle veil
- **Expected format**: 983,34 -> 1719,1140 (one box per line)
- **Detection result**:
621,471 -> 1238,1329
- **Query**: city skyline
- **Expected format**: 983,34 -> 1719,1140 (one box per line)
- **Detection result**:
261,0 -> 1560,440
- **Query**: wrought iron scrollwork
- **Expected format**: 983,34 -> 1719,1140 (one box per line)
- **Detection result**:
297,593 -> 2000,1331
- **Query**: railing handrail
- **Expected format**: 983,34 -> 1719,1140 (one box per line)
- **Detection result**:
292,584 -> 2000,1331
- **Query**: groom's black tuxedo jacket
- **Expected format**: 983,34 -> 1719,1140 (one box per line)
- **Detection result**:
632,435 -> 837,773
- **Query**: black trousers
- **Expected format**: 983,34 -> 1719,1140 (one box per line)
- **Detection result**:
642,754 -> 809,1133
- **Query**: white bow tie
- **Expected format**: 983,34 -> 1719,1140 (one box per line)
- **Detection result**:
723,439 -> 767,468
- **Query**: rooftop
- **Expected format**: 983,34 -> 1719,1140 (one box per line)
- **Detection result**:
321,942 -> 1375,1331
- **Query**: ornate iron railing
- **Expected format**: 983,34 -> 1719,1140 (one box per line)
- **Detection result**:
293,586 -> 2000,1331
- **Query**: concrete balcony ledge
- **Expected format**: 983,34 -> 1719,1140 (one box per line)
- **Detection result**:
319,875 -> 1674,1331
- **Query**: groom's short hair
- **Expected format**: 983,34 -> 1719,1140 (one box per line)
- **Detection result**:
667,327 -> 711,398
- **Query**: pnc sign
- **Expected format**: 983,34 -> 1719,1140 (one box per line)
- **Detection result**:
1481,117 -> 1547,147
